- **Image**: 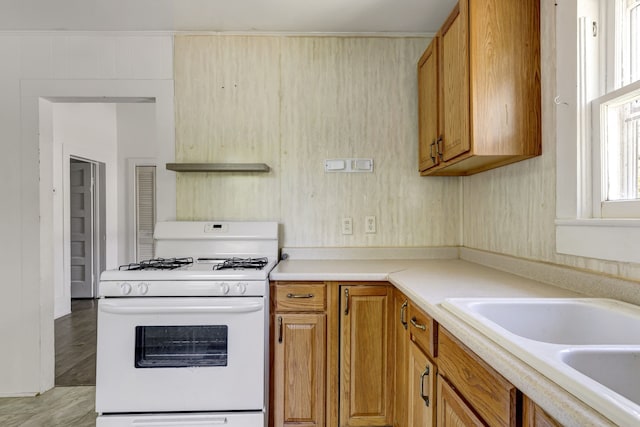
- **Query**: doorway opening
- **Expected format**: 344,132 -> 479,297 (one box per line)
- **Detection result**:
69,158 -> 106,300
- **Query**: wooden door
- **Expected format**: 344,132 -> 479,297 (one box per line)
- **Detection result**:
70,160 -> 94,298
408,341 -> 436,427
394,290 -> 409,427
437,375 -> 484,427
418,37 -> 440,172
340,285 -> 393,427
272,313 -> 326,427
440,0 -> 470,162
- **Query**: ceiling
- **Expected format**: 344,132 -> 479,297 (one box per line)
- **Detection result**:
0,0 -> 456,33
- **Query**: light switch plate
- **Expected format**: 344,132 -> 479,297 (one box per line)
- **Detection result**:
325,158 -> 373,173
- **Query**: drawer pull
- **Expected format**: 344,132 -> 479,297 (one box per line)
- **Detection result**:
344,288 -> 350,316
429,140 -> 436,163
411,317 -> 427,331
436,135 -> 444,160
420,365 -> 431,407
400,300 -> 408,330
286,293 -> 314,299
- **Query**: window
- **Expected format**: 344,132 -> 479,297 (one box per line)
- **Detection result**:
594,0 -> 640,218
555,0 -> 640,263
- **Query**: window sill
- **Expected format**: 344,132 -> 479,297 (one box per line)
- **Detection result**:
556,219 -> 640,263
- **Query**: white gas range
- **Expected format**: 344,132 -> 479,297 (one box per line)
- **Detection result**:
95,221 -> 278,427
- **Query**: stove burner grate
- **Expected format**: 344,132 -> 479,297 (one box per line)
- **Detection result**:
119,257 -> 194,271
212,257 -> 268,271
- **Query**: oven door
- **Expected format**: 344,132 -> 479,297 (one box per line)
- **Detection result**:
96,297 -> 265,414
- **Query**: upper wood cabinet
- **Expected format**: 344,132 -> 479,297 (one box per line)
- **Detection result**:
418,38 -> 440,171
339,284 -> 394,427
418,0 -> 541,176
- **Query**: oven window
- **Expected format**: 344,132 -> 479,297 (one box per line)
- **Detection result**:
135,325 -> 228,368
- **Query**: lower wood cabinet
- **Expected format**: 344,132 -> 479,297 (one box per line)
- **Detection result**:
271,313 -> 326,427
523,395 -> 562,427
393,290 -> 409,427
270,282 -> 560,427
437,328 -> 517,427
270,282 -> 327,427
437,374 -> 484,427
339,284 -> 393,426
408,341 -> 436,426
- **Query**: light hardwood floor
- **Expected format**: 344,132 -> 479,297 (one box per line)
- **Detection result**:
0,300 -> 98,426
0,387 -> 96,427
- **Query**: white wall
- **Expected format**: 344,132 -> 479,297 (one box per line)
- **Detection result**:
0,33 -> 174,396
50,103 -> 119,318
461,0 -> 640,281
116,103 -> 157,264
173,36 -> 462,247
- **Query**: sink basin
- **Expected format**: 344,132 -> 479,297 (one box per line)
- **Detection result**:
561,349 -> 640,406
442,297 -> 640,426
443,298 -> 640,345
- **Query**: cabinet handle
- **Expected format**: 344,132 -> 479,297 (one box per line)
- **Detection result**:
400,300 -> 408,330
344,288 -> 350,316
410,317 -> 427,331
429,140 -> 436,163
420,365 -> 431,407
277,316 -> 283,344
286,293 -> 314,299
436,135 -> 443,160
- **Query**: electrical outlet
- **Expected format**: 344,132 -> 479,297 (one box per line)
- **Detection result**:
365,216 -> 376,233
341,217 -> 353,235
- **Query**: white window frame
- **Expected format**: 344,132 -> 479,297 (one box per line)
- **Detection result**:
555,0 -> 640,263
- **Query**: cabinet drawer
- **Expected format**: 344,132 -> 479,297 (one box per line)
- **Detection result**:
272,283 -> 326,311
408,302 -> 437,358
438,328 -> 517,427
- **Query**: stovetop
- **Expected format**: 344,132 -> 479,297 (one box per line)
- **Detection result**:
99,220 -> 279,297
118,257 -> 269,272
102,257 -> 277,282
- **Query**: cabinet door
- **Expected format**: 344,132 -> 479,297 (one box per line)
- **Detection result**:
522,395 -> 562,427
408,341 -> 436,427
437,375 -> 484,427
272,313 -> 326,427
440,0 -> 470,162
394,290 -> 409,427
418,37 -> 440,172
340,285 -> 393,426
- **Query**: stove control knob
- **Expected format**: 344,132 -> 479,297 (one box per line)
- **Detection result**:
236,282 -> 247,294
120,282 -> 132,295
220,283 -> 230,295
137,282 -> 149,295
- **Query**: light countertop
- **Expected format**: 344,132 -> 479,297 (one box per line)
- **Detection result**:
269,257 -> 616,426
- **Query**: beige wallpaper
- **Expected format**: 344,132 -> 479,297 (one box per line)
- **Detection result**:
174,35 -> 462,247
462,1 -> 640,282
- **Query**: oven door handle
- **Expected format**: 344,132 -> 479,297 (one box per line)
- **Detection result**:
131,415 -> 228,425
99,302 -> 263,315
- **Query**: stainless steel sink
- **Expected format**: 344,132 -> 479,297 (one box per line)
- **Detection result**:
442,297 -> 640,426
